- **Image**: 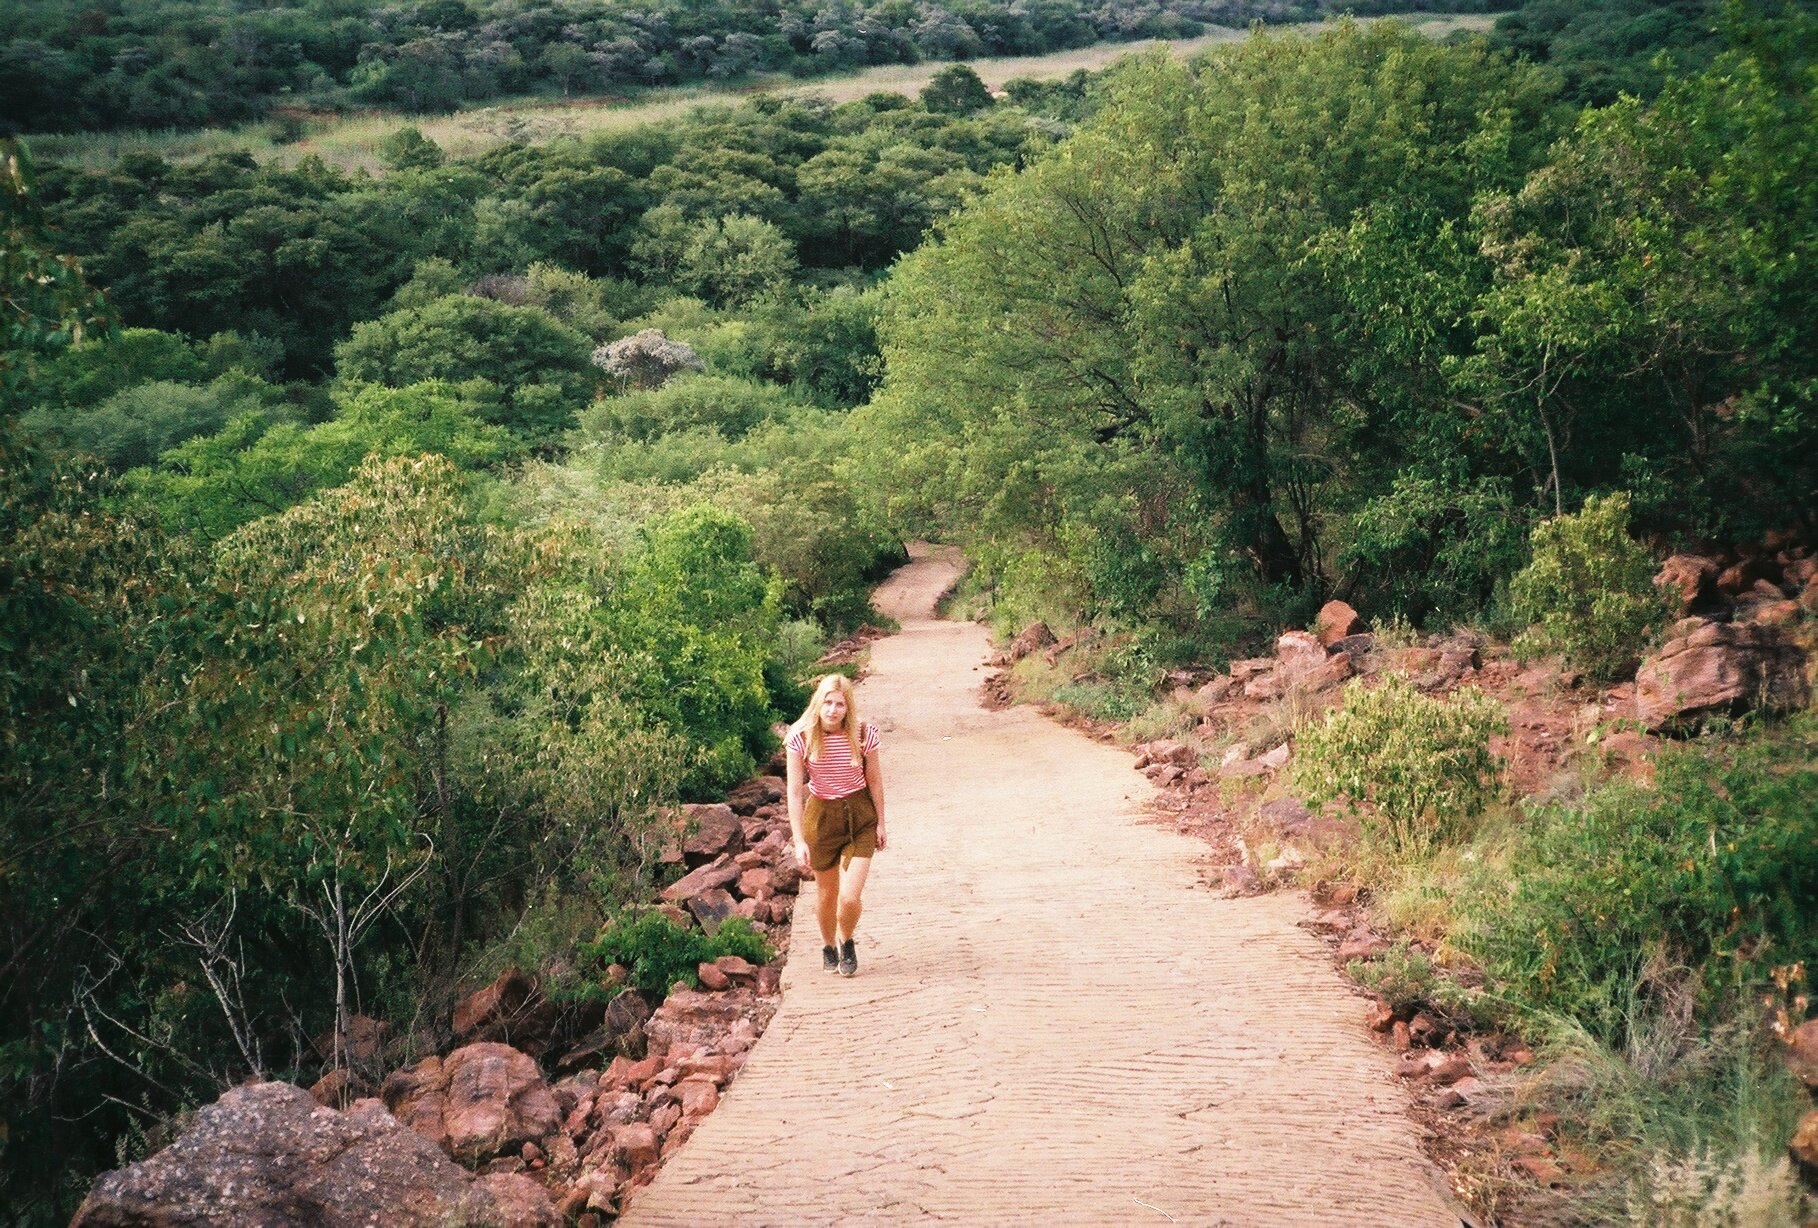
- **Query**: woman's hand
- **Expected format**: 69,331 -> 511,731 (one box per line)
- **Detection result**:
875,824 -> 887,852
793,837 -> 813,868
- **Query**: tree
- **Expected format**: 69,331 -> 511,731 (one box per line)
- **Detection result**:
920,63 -> 994,114
865,28 -> 1556,627
334,294 -> 596,443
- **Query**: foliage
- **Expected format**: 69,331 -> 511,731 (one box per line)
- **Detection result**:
580,909 -> 772,998
1,138 -> 115,408
1509,492 -> 1668,681
1460,726 -> 1818,1046
1292,675 -> 1507,855
335,295 -> 596,444
865,25 -> 1561,632
0,0 -> 1395,137
921,64 -> 995,115
122,381 -> 511,539
1490,0 -> 1724,105
591,328 -> 706,391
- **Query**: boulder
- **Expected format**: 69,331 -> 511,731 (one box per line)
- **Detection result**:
1006,621 -> 1056,663
1635,621 -> 1811,732
441,1043 -> 563,1166
71,1082 -> 555,1228
660,854 -> 742,903
724,775 -> 784,815
680,803 -> 745,864
1791,1110 -> 1818,1175
382,1056 -> 452,1152
1716,557 -> 1773,597
644,989 -> 772,1054
1654,554 -> 1721,614
1133,740 -> 1197,770
685,886 -> 738,935
1254,798 -> 1314,836
452,968 -> 533,1042
1314,600 -> 1365,646
1276,630 -> 1328,675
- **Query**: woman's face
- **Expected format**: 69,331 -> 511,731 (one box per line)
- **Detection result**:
818,688 -> 848,731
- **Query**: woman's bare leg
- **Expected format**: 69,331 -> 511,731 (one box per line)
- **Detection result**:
836,855 -> 872,942
814,864 -> 841,947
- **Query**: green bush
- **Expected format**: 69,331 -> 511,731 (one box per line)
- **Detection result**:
1460,726 -> 1818,1046
581,910 -> 772,999
1509,492 -> 1669,681
1292,676 -> 1506,855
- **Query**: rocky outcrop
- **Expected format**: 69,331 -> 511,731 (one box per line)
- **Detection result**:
71,1081 -> 556,1228
1314,600 -> 1366,646
1635,620 -> 1810,732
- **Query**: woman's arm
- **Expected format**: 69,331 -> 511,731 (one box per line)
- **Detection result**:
786,744 -> 811,867
865,747 -> 886,851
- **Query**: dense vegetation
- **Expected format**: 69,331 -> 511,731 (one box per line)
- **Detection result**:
0,0 -> 1504,136
4,2 -> 1815,1221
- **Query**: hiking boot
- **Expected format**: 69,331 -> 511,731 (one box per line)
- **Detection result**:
838,938 -> 857,978
822,944 -> 839,973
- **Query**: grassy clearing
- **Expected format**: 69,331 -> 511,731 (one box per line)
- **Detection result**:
26,14 -> 1496,173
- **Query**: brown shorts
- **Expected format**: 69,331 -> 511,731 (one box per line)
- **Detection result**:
803,788 -> 878,872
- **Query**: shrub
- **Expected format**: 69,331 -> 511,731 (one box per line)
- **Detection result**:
1460,726 -> 1818,1045
1292,676 -> 1506,855
1509,492 -> 1669,681
580,910 -> 772,998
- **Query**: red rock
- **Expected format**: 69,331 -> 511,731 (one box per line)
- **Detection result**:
756,966 -> 782,995
1742,598 -> 1800,625
1636,621 -> 1810,731
696,962 -> 731,991
1655,554 -> 1720,613
381,1056 -> 451,1152
1787,1019 -> 1818,1089
1364,998 -> 1396,1033
1327,882 -> 1359,905
601,1053 -> 663,1092
1391,1021 -> 1412,1051
713,956 -> 758,983
1242,671 -> 1284,701
645,988 -> 773,1054
1277,630 -> 1328,673
1006,621 -> 1056,662
1134,739 -> 1198,769
70,1082 -> 557,1228
1336,928 -> 1388,963
1513,1154 -> 1565,1184
661,855 -> 741,903
1791,1110 -> 1818,1173
1257,743 -> 1291,770
687,887 -> 738,933
613,1122 -> 661,1172
1408,1012 -> 1439,1046
1314,600 -> 1365,646
724,775 -> 784,815
1195,676 -> 1235,704
441,1043 -> 562,1166
452,969 -> 533,1040
309,1067 -> 371,1109
680,803 -> 745,864
675,1078 -> 720,1119
1432,1076 -> 1481,1109
1717,558 -> 1771,596
734,868 -> 774,900
1785,557 -> 1818,588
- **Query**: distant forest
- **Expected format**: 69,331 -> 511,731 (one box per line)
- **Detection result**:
0,0 -> 1512,134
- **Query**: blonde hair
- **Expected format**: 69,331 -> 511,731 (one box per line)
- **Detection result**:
792,674 -> 863,766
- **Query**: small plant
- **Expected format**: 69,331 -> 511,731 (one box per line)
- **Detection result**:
580,909 -> 772,999
1509,492 -> 1670,682
1292,676 -> 1506,855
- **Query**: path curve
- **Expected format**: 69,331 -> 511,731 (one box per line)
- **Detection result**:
622,546 -> 1460,1226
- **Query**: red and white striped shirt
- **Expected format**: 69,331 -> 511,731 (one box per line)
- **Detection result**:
786,722 -> 879,799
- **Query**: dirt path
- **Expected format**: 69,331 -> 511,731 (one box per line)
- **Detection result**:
621,547 -> 1461,1226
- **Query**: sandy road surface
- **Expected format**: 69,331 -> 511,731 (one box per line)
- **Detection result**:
621,546 -> 1460,1226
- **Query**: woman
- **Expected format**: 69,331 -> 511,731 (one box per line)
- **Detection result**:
786,673 -> 887,977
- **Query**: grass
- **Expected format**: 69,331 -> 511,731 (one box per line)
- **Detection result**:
24,15 -> 1497,173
